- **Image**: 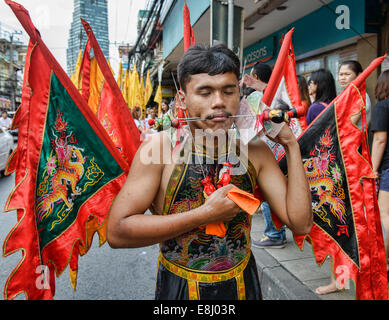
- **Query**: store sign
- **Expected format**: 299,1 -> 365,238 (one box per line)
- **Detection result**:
242,0 -> 367,69
243,37 -> 274,71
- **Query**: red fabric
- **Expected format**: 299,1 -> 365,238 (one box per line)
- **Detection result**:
79,40 -> 92,101
183,0 -> 195,52
284,42 -> 307,131
3,1 -> 130,300
334,67 -> 387,299
81,19 -> 141,172
176,0 -> 195,144
293,55 -> 388,300
262,28 -> 306,135
262,29 -> 295,107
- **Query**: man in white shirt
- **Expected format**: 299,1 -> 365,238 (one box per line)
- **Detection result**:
0,111 -> 12,129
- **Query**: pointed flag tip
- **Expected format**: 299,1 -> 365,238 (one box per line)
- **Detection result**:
5,0 -> 24,11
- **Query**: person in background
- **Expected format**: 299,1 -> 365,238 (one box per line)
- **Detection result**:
306,69 -> 337,126
0,111 -> 12,130
155,99 -> 171,131
338,60 -> 371,128
243,62 -> 288,249
161,99 -> 170,117
132,106 -> 145,136
144,106 -> 159,138
146,106 -> 158,127
297,75 -> 311,116
251,62 -> 272,85
371,70 -> 389,275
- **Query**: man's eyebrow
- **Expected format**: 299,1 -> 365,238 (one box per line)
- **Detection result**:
195,84 -> 238,90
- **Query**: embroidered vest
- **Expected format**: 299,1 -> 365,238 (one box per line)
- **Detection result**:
159,143 -> 258,271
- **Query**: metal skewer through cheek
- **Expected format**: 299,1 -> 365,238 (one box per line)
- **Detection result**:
169,72 -> 304,126
183,114 -> 257,122
181,107 -> 306,124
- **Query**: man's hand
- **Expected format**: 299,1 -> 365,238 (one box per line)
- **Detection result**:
202,184 -> 241,224
266,123 -> 297,148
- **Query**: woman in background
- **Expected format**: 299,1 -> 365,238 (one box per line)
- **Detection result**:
161,99 -> 170,118
338,60 -> 371,128
306,69 -> 337,125
132,106 -> 145,136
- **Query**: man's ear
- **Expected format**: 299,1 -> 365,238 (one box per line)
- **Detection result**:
177,89 -> 187,110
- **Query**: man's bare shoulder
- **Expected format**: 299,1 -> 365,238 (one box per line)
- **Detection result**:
141,131 -> 172,148
246,137 -> 275,172
247,137 -> 271,154
135,131 -> 173,167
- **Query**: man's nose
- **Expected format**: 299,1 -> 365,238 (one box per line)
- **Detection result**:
211,91 -> 226,109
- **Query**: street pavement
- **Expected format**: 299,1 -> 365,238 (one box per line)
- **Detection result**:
0,173 -> 359,300
251,213 -> 356,300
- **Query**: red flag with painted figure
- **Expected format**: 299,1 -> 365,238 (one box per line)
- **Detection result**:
81,19 -> 141,169
3,0 -> 129,300
277,55 -> 388,300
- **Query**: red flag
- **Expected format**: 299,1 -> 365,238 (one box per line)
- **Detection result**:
183,0 -> 195,52
79,39 -> 92,101
262,28 -> 306,136
81,19 -> 141,170
3,0 -> 128,299
175,1 -> 195,145
245,29 -> 306,159
278,55 -> 388,300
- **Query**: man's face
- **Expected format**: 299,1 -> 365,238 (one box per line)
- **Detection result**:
180,72 -> 240,132
2,113 -> 7,119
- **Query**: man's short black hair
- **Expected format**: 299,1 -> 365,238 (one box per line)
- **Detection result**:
177,44 -> 241,92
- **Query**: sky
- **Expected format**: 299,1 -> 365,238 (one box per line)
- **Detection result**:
0,0 -> 148,75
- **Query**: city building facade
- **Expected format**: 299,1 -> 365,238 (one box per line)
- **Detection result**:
67,0 -> 109,75
0,22 -> 27,111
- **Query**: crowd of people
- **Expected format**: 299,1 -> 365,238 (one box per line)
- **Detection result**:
131,98 -> 178,140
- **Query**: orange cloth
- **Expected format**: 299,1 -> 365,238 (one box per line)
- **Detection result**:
227,187 -> 261,215
205,187 -> 261,237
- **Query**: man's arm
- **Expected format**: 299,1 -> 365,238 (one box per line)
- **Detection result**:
107,133 -> 241,249
255,125 -> 313,235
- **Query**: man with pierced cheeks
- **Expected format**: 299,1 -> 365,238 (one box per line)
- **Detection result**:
107,44 -> 312,300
